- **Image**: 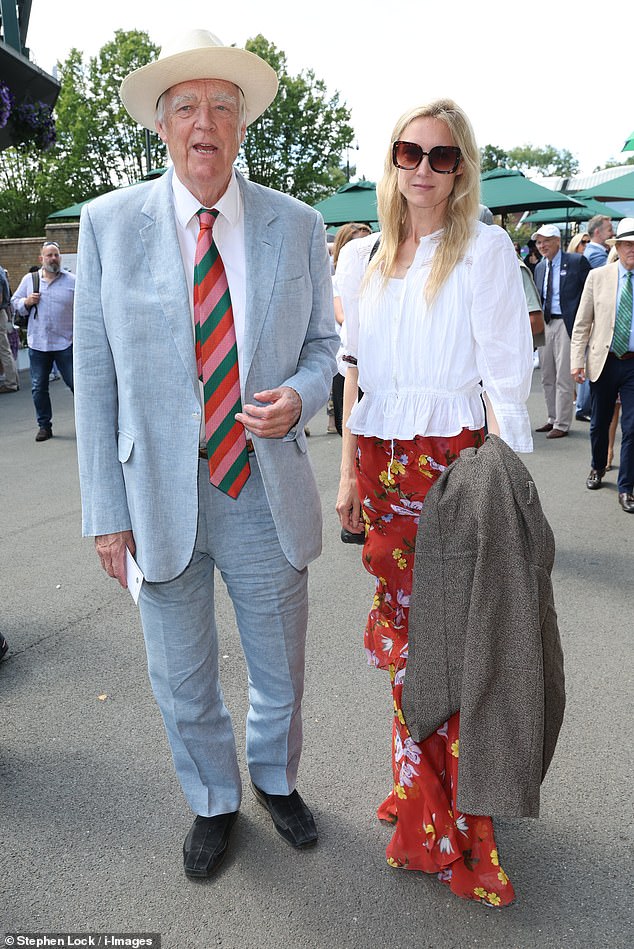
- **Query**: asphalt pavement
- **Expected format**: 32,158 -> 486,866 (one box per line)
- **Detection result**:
1,364 -> 632,949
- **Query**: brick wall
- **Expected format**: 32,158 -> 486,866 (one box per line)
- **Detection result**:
0,223 -> 79,291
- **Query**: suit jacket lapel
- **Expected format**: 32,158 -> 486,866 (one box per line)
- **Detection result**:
138,169 -> 199,394
237,172 -> 282,380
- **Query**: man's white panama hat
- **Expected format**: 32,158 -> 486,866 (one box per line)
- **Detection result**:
606,217 -> 634,245
119,29 -> 279,130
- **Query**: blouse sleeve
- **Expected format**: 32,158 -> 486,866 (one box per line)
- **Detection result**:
333,237 -> 366,362
471,226 -> 534,453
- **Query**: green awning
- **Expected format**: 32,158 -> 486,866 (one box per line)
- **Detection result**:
480,168 -> 584,215
523,195 -> 625,225
577,170 -> 634,202
313,181 -> 378,226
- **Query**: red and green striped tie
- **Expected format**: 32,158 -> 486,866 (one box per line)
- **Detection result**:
194,209 -> 250,499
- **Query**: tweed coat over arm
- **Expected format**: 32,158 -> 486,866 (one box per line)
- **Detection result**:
401,435 -> 565,818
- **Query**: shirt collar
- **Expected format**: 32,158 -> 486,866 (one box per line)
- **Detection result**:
171,168 -> 241,229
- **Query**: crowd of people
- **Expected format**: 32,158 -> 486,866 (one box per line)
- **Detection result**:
1,26 -> 633,914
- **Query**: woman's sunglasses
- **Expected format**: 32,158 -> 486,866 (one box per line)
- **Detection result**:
392,141 -> 462,174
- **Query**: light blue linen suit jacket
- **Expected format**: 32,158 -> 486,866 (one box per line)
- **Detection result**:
74,168 -> 338,581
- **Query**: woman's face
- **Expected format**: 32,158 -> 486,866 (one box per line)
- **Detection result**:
396,116 -> 462,215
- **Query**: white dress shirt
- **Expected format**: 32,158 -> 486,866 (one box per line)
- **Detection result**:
336,222 -> 533,453
171,169 -> 247,377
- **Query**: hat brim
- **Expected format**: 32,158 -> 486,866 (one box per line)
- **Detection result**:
120,46 -> 278,129
606,235 -> 634,246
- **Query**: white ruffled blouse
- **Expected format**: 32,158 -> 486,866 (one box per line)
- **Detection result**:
336,222 -> 534,453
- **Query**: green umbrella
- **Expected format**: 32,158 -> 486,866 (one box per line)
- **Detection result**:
523,195 -> 625,225
313,181 -> 378,226
577,170 -> 634,202
480,168 -> 584,218
623,131 -> 634,152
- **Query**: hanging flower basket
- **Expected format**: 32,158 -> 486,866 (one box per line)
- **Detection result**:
10,99 -> 56,151
0,81 -> 14,130
0,80 -> 56,150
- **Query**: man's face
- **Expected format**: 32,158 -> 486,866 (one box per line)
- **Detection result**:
156,79 -> 246,206
616,240 -> 634,271
40,244 -> 61,273
597,219 -> 615,246
535,236 -> 560,261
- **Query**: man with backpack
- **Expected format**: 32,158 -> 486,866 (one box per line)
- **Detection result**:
11,242 -> 75,441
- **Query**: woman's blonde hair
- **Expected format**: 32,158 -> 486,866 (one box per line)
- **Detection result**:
567,232 -> 588,254
333,222 -> 372,269
368,98 -> 480,304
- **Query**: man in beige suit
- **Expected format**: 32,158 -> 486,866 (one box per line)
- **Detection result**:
571,217 -> 634,512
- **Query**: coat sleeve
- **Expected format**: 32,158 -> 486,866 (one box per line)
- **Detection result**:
73,204 -> 133,538
570,270 -> 596,370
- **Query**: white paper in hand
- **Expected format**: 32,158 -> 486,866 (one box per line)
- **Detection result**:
125,547 -> 144,605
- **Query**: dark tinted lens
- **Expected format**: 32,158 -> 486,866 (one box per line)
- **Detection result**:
428,146 -> 461,173
393,141 -> 423,169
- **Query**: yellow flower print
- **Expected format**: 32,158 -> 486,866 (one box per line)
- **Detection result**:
498,868 -> 509,886
417,455 -> 434,478
487,892 -> 501,906
394,783 -> 407,800
490,848 -> 499,866
379,469 -> 395,486
387,856 -> 401,868
391,459 -> 406,476
392,548 -> 407,570
474,887 -> 488,900
424,823 -> 435,836
392,697 -> 405,725
450,739 -> 459,758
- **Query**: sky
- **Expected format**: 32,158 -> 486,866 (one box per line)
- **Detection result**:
25,0 -> 633,184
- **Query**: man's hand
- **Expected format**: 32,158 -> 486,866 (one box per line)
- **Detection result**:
236,386 -> 302,439
572,367 -> 585,383
94,530 -> 135,589
26,291 -> 41,308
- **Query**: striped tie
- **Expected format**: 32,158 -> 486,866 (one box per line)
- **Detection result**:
613,270 -> 633,358
194,209 -> 250,499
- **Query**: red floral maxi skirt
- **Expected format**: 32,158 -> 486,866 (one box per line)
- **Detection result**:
355,431 -> 515,908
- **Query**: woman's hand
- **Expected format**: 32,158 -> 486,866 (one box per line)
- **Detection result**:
336,474 -> 364,534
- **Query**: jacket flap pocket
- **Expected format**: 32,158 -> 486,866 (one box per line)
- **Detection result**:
117,431 -> 134,463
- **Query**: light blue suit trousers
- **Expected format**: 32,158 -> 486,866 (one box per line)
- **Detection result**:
138,457 -> 308,817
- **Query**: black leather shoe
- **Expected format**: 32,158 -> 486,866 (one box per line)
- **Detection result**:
251,783 -> 317,849
618,492 -> 634,513
183,811 -> 238,879
35,427 -> 52,442
535,422 -> 554,432
586,468 -> 605,490
576,413 -> 591,422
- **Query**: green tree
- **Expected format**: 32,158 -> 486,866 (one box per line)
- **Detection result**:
0,148 -> 65,236
601,155 -> 634,171
480,144 -> 509,171
480,144 -> 579,177
506,145 -> 579,177
240,35 -> 354,204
